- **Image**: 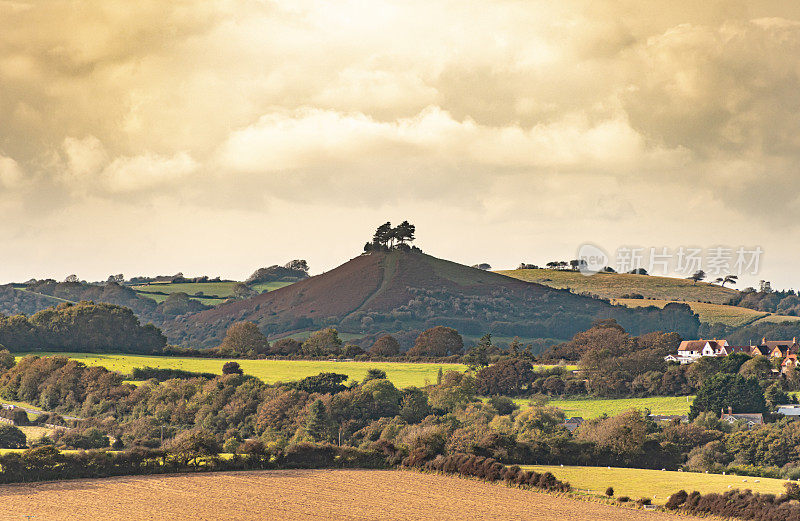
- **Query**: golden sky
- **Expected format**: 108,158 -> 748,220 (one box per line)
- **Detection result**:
1,0 -> 799,287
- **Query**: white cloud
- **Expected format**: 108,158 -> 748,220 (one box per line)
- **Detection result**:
0,155 -> 23,188
102,152 -> 198,193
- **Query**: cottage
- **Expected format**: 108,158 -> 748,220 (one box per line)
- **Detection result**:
562,417 -> 584,433
721,407 -> 763,429
667,339 -> 729,364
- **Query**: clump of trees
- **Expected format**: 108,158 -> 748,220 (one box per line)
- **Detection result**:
0,301 -> 166,354
246,261 -> 310,285
363,221 -> 416,252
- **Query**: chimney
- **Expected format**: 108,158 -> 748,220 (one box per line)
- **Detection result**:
728,406 -> 733,415
763,337 -> 767,344
721,408 -> 725,417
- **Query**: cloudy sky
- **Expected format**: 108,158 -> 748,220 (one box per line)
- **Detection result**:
1,0 -> 798,288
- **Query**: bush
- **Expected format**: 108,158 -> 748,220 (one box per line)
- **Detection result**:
0,423 -> 26,448
617,496 -> 630,503
222,362 -> 243,375
665,490 -> 688,510
605,486 -> 614,497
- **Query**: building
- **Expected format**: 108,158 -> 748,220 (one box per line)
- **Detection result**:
777,404 -> 800,418
562,417 -> 584,433
666,339 -> 729,364
721,407 -> 763,429
649,414 -> 689,423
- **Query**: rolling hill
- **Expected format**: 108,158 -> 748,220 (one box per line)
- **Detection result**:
498,268 -> 739,303
163,250 -> 701,349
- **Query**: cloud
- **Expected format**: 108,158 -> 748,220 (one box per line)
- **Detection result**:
0,154 -> 23,188
0,0 -> 800,285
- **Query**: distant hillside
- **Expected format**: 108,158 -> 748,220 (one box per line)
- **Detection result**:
164,250 -> 701,349
498,268 -> 739,304
131,281 -> 293,305
0,285 -> 66,316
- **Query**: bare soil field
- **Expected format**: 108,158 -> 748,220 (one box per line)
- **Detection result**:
0,469 -> 700,521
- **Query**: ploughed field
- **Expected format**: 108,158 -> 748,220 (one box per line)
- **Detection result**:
522,465 -> 789,504
0,469 -> 701,520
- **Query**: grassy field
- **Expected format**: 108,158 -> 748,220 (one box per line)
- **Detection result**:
613,298 -> 769,327
0,469 -> 703,520
18,353 -> 467,388
519,396 -> 694,418
521,465 -> 789,504
613,298 -> 800,327
131,281 -> 293,304
498,268 -> 739,304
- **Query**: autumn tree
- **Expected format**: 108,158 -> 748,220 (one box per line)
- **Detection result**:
370,334 -> 401,356
301,328 -> 343,357
407,326 -> 463,357
217,322 -> 270,357
305,399 -> 330,442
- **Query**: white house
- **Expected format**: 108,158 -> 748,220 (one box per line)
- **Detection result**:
666,339 -> 729,364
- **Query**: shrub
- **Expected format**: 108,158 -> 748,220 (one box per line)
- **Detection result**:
605,486 -> 614,497
665,490 -> 688,510
0,423 -> 26,448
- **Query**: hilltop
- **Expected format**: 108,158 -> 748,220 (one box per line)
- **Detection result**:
163,250 -> 700,348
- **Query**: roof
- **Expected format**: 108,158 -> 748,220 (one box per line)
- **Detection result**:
678,339 -> 728,351
721,413 -> 763,423
725,346 -> 751,354
564,417 -> 584,424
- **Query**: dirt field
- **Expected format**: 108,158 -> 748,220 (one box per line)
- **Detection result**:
0,469 -> 701,520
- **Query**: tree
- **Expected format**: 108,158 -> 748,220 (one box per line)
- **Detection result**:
218,322 -> 270,357
463,333 -> 492,369
269,338 -> 302,356
471,263 -> 491,270
301,328 -> 343,357
168,429 -> 221,467
476,358 -> 535,396
721,275 -> 738,287
64,274 -> 79,283
400,387 -> 432,423
0,349 -> 14,371
372,222 -> 393,248
295,372 -> 349,394
689,373 -> 766,420
407,326 -> 463,357
232,283 -> 255,299
222,361 -> 243,375
688,270 -> 706,285
363,368 -> 387,383
0,423 -> 26,449
305,399 -> 330,442
393,220 -> 416,245
284,260 -> 309,273
370,335 -> 401,356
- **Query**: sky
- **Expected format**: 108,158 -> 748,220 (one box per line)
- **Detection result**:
1,0 -> 799,289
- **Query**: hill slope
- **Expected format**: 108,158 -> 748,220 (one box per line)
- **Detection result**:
165,250 -> 701,348
498,268 -> 739,304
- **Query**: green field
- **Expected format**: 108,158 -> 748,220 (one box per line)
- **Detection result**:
131,281 -> 294,304
498,268 -> 739,304
613,298 -> 769,327
521,465 -> 789,504
17,354 -> 467,388
519,396 -> 694,418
